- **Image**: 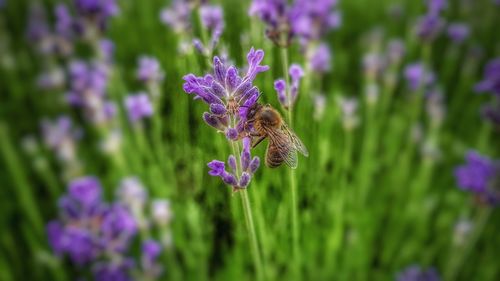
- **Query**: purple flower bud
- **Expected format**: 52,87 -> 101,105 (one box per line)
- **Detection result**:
289,64 -> 304,81
225,128 -> 239,141
249,156 -> 260,173
193,38 -> 206,55
228,155 -> 237,172
160,0 -> 191,33
47,221 -> 65,255
125,92 -> 154,123
239,172 -> 251,188
404,62 -> 434,91
203,112 -> 226,131
274,79 -> 288,106
222,172 -> 238,186
415,14 -> 444,42
245,47 -> 269,82
474,58 -> 500,97
447,23 -> 470,44
455,151 -> 498,194
208,160 -> 225,176
200,5 -> 224,32
210,103 -> 227,115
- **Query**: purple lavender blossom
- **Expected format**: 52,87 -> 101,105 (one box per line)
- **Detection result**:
475,58 -> 500,97
426,0 -> 447,15
183,48 -> 267,189
447,23 -> 470,44
125,93 -> 154,123
415,13 -> 445,42
404,62 -> 435,91
396,265 -> 441,281
41,116 -> 80,163
93,260 -> 135,281
183,48 -> 268,138
136,56 -> 165,83
289,0 -> 341,44
455,151 -> 499,205
274,63 -> 304,109
207,138 -> 260,190
74,0 -> 119,32
54,4 -> 74,39
160,0 -> 191,33
250,0 -> 340,46
68,176 -> 102,208
309,43 -> 331,73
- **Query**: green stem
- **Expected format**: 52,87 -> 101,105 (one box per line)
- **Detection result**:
281,46 -> 300,279
230,121 -> 263,280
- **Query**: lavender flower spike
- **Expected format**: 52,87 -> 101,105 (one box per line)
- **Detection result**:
274,63 -> 304,109
474,58 -> 500,97
137,56 -> 165,83
125,92 -> 154,123
447,23 -> 470,44
455,151 -> 500,206
396,265 -> 441,281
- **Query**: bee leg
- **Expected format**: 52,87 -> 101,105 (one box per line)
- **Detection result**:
251,135 -> 266,148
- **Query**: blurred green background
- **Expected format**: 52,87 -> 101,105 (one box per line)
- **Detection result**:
0,0 -> 499,280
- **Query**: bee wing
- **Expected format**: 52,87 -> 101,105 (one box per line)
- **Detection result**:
267,129 -> 299,169
281,123 -> 309,157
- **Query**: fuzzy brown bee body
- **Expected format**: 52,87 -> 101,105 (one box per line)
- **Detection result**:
247,104 -> 308,169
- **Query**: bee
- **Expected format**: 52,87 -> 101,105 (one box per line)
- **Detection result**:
246,103 -> 309,169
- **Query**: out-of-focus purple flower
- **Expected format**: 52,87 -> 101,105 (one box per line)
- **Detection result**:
415,13 -> 444,42
309,43 -> 331,74
475,58 -> 500,97
55,4 -> 74,38
404,62 -> 435,91
447,23 -> 470,44
250,0 -> 340,46
274,63 -> 304,109
455,151 -> 499,205
41,116 -> 80,163
142,240 -> 162,262
136,56 -> 165,83
63,227 -> 99,265
68,176 -> 102,208
363,53 -> 385,79
99,38 -> 114,62
160,0 -> 191,34
426,0 -> 447,15
125,92 -> 154,123
101,204 -> 138,251
47,221 -> 65,255
289,0 -> 341,44
396,265 -> 441,281
37,67 -> 65,90
74,0 -> 119,30
201,5 -> 224,32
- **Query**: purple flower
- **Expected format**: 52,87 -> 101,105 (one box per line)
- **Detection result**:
404,62 -> 434,91
74,0 -> 119,25
455,151 -> 499,205
160,0 -> 191,33
309,43 -> 331,73
207,137 -> 260,190
475,58 -> 500,97
63,227 -> 99,265
142,240 -> 162,262
249,0 -> 292,46
47,221 -> 65,255
125,93 -> 154,123
447,23 -> 470,44
117,177 -> 148,209
54,4 -> 74,38
101,204 -> 137,252
289,0 -> 341,44
387,39 -> 405,65
200,5 -> 224,32
183,48 -> 268,133
274,63 -> 304,108
151,199 -> 173,226
41,116 -> 80,163
426,0 -> 447,15
396,265 -> 441,281
68,176 -> 102,208
136,56 -> 165,83
415,13 -> 444,42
